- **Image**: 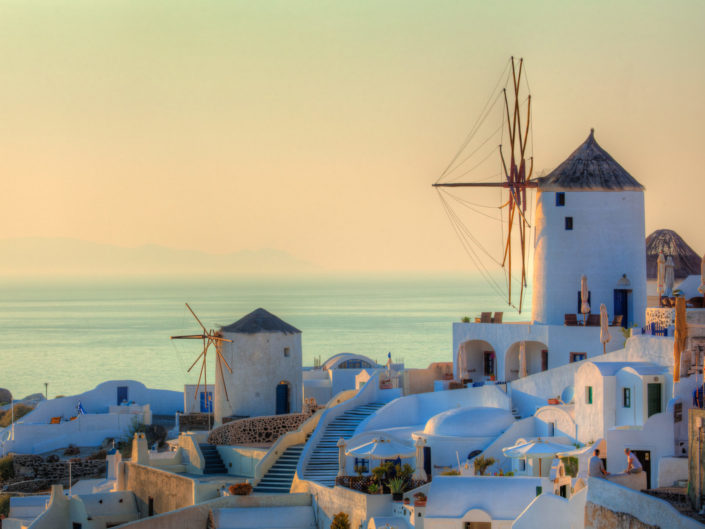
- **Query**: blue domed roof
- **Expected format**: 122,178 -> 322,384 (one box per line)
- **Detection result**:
423,407 -> 514,437
561,385 -> 575,405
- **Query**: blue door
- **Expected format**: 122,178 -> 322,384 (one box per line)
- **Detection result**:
199,391 -> 213,413
276,383 -> 290,415
117,386 -> 128,405
614,289 -> 629,328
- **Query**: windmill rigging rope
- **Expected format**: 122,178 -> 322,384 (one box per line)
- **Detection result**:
444,121 -> 503,182
450,136 -> 504,182
442,190 -> 504,221
437,60 -> 512,183
440,190 -> 503,265
437,190 -> 508,303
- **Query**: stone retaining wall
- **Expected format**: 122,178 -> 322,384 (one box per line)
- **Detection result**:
208,413 -> 309,446
3,455 -> 106,492
585,501 -> 658,529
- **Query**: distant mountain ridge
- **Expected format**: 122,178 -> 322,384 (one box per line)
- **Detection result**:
0,237 -> 317,276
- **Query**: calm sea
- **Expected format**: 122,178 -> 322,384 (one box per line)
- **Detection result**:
0,275 -> 525,399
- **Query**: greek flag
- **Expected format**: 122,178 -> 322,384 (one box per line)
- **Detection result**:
77,401 -> 87,415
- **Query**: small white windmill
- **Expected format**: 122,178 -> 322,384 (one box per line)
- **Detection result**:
171,303 -> 233,424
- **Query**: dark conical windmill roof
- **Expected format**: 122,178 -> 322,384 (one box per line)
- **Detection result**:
646,230 -> 701,280
537,130 -> 644,191
220,308 -> 301,334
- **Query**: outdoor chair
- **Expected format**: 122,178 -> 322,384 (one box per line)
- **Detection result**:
475,312 -> 492,323
564,314 -> 578,326
492,312 -> 503,324
586,314 -> 600,326
611,315 -> 623,327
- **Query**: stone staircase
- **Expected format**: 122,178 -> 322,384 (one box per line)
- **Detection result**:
253,444 -> 305,494
302,402 -> 385,487
200,443 -> 228,474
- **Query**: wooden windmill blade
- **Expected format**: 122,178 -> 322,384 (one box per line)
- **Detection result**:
432,56 -> 535,313
185,302 -> 208,332
171,303 -> 235,406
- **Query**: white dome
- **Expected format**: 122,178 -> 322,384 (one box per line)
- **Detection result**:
423,407 -> 514,437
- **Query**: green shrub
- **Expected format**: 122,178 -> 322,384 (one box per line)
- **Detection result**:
398,463 -> 414,480
441,469 -> 460,476
330,512 -> 350,529
473,455 -> 495,476
461,316 -> 471,323
0,493 -> 10,518
0,404 -> 33,428
228,483 -> 252,495
0,454 -> 15,481
387,477 -> 405,493
561,456 -> 579,478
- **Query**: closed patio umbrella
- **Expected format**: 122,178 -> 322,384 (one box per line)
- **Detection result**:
657,251 -> 666,303
665,256 -> 675,298
599,304 -> 611,355
699,254 -> 705,296
580,275 -> 590,324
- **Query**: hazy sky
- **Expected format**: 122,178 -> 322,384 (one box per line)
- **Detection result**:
1,0 -> 704,273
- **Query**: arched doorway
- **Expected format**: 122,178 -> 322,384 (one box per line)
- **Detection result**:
276,381 -> 291,415
504,341 -> 549,381
457,340 -> 496,382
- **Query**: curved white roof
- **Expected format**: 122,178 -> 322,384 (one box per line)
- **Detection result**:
425,476 -> 544,519
423,406 -> 514,438
580,361 -> 668,377
322,352 -> 378,370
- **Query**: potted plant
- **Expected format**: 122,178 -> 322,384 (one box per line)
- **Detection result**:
228,482 -> 253,496
387,477 -> 405,501
403,497 -> 410,505
367,483 -> 379,494
413,491 -> 426,507
330,512 -> 350,529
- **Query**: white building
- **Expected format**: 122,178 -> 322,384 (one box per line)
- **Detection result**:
453,131 -> 647,383
532,129 -> 646,326
303,353 -> 388,405
183,384 -> 215,414
0,380 -> 182,454
422,476 -> 549,528
573,361 -> 671,444
214,308 -> 303,425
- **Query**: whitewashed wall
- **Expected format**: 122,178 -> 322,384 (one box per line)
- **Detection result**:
183,384 -> 215,415
574,363 -> 610,444
216,331 -> 302,423
605,407 -> 676,488
15,380 -> 182,424
512,486 -> 587,529
531,190 -> 647,327
453,322 -> 624,386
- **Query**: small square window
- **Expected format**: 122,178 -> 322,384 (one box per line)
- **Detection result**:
586,386 -> 593,404
284,347 -> 290,357
623,387 -> 631,408
565,217 -> 573,230
570,352 -> 587,363
556,192 -> 565,206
